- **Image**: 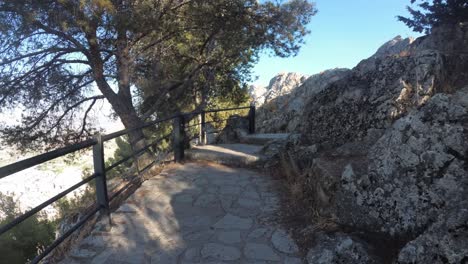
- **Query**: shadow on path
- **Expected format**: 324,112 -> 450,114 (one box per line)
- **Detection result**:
61,162 -> 302,264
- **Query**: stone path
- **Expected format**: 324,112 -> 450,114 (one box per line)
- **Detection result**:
63,162 -> 301,264
185,144 -> 264,167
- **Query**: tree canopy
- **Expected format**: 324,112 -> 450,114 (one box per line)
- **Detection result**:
398,0 -> 468,34
0,0 -> 316,150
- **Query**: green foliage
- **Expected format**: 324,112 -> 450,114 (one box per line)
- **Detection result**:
0,193 -> 56,263
54,185 -> 96,220
0,0 -> 316,151
205,85 -> 251,130
105,136 -> 134,180
398,0 -> 468,34
136,0 -> 317,119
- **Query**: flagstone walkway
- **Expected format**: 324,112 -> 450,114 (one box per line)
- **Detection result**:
63,162 -> 302,264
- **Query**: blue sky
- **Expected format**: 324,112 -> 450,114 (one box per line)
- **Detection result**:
251,0 -> 424,86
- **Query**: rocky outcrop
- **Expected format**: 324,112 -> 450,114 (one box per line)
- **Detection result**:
248,84 -> 267,106
306,233 -> 378,264
258,24 -> 468,263
256,69 -> 351,133
263,72 -> 309,103
249,72 -> 309,107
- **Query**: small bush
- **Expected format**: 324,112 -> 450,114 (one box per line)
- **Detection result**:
0,193 -> 57,263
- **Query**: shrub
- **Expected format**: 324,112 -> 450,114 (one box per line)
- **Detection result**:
398,0 -> 468,34
0,193 -> 56,263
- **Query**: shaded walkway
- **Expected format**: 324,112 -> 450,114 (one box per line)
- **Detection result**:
63,162 -> 301,264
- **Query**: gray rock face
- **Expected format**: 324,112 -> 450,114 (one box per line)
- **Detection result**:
248,84 -> 267,106
396,204 -> 468,264
255,69 -> 351,133
271,229 -> 299,254
372,35 -> 414,58
264,72 -> 309,104
306,233 -> 377,264
299,27 -> 468,148
249,72 -> 308,107
258,24 -> 468,263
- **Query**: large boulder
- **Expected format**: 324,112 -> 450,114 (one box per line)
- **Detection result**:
396,202 -> 468,264
337,89 -> 468,236
306,233 -> 378,264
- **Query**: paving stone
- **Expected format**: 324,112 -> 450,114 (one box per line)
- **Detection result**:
264,196 -> 280,206
150,247 -> 184,264
104,247 -> 147,264
243,190 -> 261,200
179,215 -> 213,228
62,162 -> 299,264
220,195 -> 236,210
80,235 -> 108,248
284,256 -> 303,264
204,185 -> 219,194
183,247 -> 200,262
244,243 -> 280,261
218,185 -> 242,195
213,214 -> 253,230
193,178 -> 209,186
184,230 -> 216,242
110,224 -> 126,235
194,194 -> 219,207
115,203 -> 139,214
271,229 -> 299,254
217,231 -> 242,244
201,243 -> 241,261
70,248 -> 97,259
247,228 -> 271,240
90,251 -> 113,264
238,198 -> 262,208
174,194 -> 194,204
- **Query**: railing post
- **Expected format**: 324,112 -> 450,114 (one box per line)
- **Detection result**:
93,134 -> 111,225
173,114 -> 185,162
200,110 -> 206,145
248,104 -> 256,134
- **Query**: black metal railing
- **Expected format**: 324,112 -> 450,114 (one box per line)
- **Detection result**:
0,104 -> 255,263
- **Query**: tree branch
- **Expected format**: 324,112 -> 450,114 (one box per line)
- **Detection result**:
45,95 -> 105,135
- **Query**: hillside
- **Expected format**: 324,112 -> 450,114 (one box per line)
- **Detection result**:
251,24 -> 468,263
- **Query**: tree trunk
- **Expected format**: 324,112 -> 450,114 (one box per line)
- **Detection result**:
87,25 -> 155,175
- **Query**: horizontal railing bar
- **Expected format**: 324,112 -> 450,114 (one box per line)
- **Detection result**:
106,134 -> 172,171
182,106 -> 250,118
102,116 -> 176,142
105,154 -> 134,172
206,130 -> 223,135
133,133 -> 172,157
0,174 -> 97,236
105,133 -> 172,172
109,177 -> 139,201
139,160 -> 157,175
109,151 -> 174,201
185,123 -> 201,129
186,116 -> 242,129
30,206 -> 100,264
204,106 -> 250,113
0,139 -> 97,180
0,106 -> 246,180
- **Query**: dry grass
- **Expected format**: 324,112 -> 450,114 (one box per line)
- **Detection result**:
271,150 -> 342,256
